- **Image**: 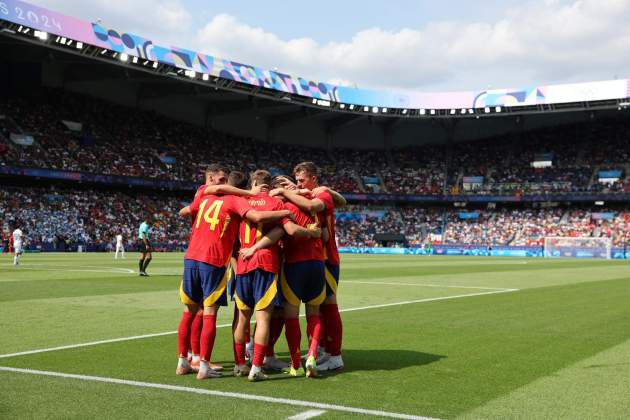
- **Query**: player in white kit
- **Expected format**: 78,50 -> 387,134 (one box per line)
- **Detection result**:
115,234 -> 125,259
12,222 -> 24,266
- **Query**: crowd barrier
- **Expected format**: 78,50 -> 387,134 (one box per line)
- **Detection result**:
338,245 -> 630,259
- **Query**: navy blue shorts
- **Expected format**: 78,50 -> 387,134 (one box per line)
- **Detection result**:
180,259 -> 228,307
227,264 -> 236,300
281,260 -> 326,306
324,262 -> 340,297
234,269 -> 281,311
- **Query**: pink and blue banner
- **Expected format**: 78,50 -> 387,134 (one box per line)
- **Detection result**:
1,0 -> 629,109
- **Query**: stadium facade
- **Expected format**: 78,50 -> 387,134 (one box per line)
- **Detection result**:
2,0 -> 630,258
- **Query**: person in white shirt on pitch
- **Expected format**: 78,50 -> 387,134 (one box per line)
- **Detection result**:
12,223 -> 24,266
115,234 -> 125,259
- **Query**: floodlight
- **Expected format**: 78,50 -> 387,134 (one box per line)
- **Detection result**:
495,106 -> 502,113
202,73 -> 209,81
119,53 -> 128,62
403,109 -> 409,115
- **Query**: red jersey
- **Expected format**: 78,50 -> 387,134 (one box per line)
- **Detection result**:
236,193 -> 285,275
193,184 -> 206,200
282,202 -> 324,264
185,194 -> 251,267
315,190 -> 340,266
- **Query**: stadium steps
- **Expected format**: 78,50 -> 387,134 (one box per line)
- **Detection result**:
376,171 -> 389,193
352,171 -> 368,193
587,165 -> 600,188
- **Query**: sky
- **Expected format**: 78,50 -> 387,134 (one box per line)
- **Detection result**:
30,0 -> 630,93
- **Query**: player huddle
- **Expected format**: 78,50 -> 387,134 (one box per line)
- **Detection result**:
176,162 -> 344,381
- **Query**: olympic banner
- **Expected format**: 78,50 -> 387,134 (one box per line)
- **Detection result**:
2,0 -> 630,110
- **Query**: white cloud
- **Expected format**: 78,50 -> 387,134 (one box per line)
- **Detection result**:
32,0 -> 192,45
31,0 -> 630,92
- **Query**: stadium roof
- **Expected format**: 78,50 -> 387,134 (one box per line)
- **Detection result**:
2,0 -> 630,148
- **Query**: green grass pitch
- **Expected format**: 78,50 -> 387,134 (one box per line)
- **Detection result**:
1,253 -> 630,419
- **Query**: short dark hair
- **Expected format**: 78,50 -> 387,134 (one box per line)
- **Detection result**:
250,169 -> 272,187
271,175 -> 293,189
205,164 -> 226,177
228,171 -> 248,189
293,161 -> 319,178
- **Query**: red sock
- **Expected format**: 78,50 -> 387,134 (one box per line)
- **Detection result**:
190,313 -> 203,356
177,312 -> 194,357
266,317 -> 284,357
319,313 -> 328,352
306,318 -> 315,342
200,314 -> 217,362
252,343 -> 266,367
234,342 -> 246,365
324,304 -> 343,356
284,318 -> 302,369
306,315 -> 322,359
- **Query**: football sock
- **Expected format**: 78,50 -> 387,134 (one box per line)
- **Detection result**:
138,259 -> 144,272
234,342 -> 246,366
200,314 -> 217,362
177,311 -> 194,357
252,343 -> 266,367
190,312 -> 203,356
142,256 -> 152,272
322,304 -> 343,356
306,315 -> 322,359
284,318 -> 302,369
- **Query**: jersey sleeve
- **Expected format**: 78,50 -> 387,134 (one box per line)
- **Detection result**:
282,203 -> 302,226
189,195 -> 202,214
230,196 -> 253,219
316,191 -> 334,212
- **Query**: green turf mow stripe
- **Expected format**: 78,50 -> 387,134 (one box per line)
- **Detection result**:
457,337 -> 630,419
0,366 -> 440,420
0,288 -> 516,359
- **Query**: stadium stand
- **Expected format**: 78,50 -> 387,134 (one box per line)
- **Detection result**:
2,183 -> 629,251
3,90 -> 630,197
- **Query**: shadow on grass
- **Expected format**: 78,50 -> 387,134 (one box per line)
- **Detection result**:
212,349 -> 445,380
330,349 -> 446,373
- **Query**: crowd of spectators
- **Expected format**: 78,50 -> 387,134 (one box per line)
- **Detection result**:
5,90 -> 630,197
0,186 -> 189,252
3,184 -> 630,251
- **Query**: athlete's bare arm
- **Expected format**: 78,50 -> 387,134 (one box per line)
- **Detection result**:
244,209 -> 292,224
202,183 -> 266,197
239,222 -> 320,260
271,188 -> 325,213
239,226 -> 284,260
179,206 -> 191,217
312,186 -> 347,208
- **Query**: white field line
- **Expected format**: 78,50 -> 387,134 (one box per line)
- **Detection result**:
0,366 -> 439,420
0,288 -> 519,359
1,263 -> 135,274
344,280 -> 516,291
287,410 -> 327,419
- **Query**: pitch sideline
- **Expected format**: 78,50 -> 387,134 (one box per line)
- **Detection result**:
0,366 -> 440,420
